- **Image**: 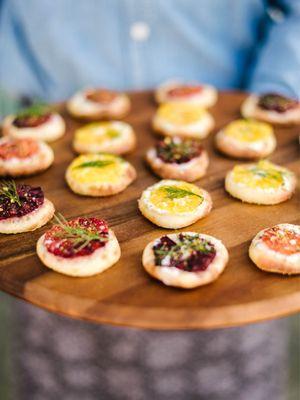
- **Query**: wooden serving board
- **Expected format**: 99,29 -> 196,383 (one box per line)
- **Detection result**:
0,91 -> 299,330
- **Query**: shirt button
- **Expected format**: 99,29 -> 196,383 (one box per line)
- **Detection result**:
130,22 -> 150,42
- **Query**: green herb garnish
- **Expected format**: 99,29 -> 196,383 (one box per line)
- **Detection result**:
16,103 -> 51,118
162,185 -> 203,200
106,129 -> 120,139
53,213 -> 107,251
0,180 -> 21,206
74,160 -> 114,169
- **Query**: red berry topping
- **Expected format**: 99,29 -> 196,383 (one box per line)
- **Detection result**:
167,85 -> 203,98
0,181 -> 44,220
153,233 -> 216,272
86,89 -> 118,104
0,138 -> 39,160
258,93 -> 298,113
262,226 -> 300,255
44,217 -> 109,258
13,113 -> 51,128
156,137 -> 203,164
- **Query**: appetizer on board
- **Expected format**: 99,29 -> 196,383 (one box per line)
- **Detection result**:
73,121 -> 136,155
138,179 -> 212,229
155,80 -> 218,108
66,153 -> 136,197
37,215 -> 121,277
225,160 -> 296,205
67,88 -> 131,120
142,232 -> 228,288
249,224 -> 300,275
2,104 -> 65,142
0,180 -> 54,234
0,137 -> 54,177
241,93 -> 300,125
215,119 -> 276,159
152,102 -> 214,139
146,136 -> 209,181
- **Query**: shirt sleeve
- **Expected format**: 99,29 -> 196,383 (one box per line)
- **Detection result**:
248,0 -> 300,98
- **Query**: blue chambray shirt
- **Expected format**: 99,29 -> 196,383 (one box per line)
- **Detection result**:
0,0 -> 300,102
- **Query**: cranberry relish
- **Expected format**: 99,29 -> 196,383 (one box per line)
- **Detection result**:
45,217 -> 109,258
258,93 -> 298,113
153,233 -> 216,272
167,85 -> 203,98
156,137 -> 203,164
13,113 -> 51,128
0,183 -> 44,220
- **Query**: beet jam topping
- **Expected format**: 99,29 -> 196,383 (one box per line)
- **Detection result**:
262,226 -> 300,255
13,113 -> 51,128
0,182 -> 44,220
156,137 -> 203,164
153,233 -> 216,272
167,85 -> 203,98
0,138 -> 39,160
86,89 -> 118,104
44,217 -> 109,258
258,93 -> 298,113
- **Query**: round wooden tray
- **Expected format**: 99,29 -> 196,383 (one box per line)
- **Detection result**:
0,91 -> 299,330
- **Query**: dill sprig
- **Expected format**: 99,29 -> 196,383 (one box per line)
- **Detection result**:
75,160 -> 114,169
16,103 -> 52,118
53,213 -> 108,251
161,185 -> 203,200
0,180 -> 21,206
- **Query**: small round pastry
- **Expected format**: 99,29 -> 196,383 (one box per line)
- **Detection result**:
37,215 -> 121,277
155,80 -> 218,108
138,179 -> 212,229
2,105 -> 65,142
66,153 -> 136,197
249,224 -> 300,275
215,119 -> 276,159
152,102 -> 215,139
0,180 -> 54,234
225,160 -> 296,205
67,88 -> 131,120
73,121 -> 136,155
142,232 -> 229,288
241,93 -> 300,125
0,137 -> 54,177
146,136 -> 209,181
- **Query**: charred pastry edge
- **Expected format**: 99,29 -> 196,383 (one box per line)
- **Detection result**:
65,160 -> 137,197
73,122 -> 137,155
249,223 -> 300,275
214,127 -> 276,160
225,163 -> 296,205
241,95 -> 300,125
145,147 -> 209,181
0,198 -> 55,234
2,113 -> 65,142
0,139 -> 54,177
152,110 -> 215,139
142,232 -> 229,288
155,80 -> 218,108
138,180 -> 213,229
37,228 -> 121,277
66,89 -> 131,120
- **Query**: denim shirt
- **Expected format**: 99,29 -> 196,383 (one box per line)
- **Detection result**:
0,0 -> 299,101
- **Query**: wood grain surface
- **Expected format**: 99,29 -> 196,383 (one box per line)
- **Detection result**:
0,91 -> 299,330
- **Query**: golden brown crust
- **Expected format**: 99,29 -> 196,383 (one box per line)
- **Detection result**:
145,148 -> 209,181
0,198 -> 55,234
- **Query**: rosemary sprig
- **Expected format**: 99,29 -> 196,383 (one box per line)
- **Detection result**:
0,180 -> 21,206
53,213 -> 107,251
16,103 -> 51,118
161,185 -> 203,200
74,160 -> 114,169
